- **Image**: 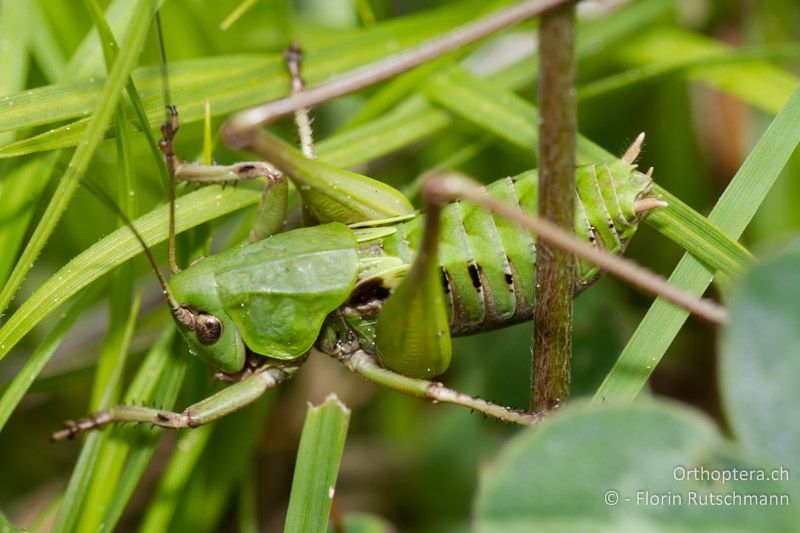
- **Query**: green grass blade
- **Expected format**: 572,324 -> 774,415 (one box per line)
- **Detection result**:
168,392 -> 273,532
84,0 -> 139,412
27,493 -> 62,533
319,0 -> 669,168
84,0 -> 165,195
0,0 -> 660,158
52,328 -> 186,533
0,0 -> 152,317
220,0 -> 264,31
616,26 -> 798,114
0,0 -> 28,90
238,469 -> 259,533
0,0 -> 486,155
51,329 -> 171,533
0,0 -> 662,163
594,84 -> 800,403
580,43 -> 800,102
0,185 -> 260,363
88,292 -> 141,410
340,56 -> 454,131
318,94 -> 451,167
62,0 -> 165,80
27,0 -> 66,82
0,285 -> 99,433
137,425 -> 214,532
0,507 -> 23,533
99,343 -> 189,531
0,152 -> 59,286
0,0 -> 29,145
647,186 -> 753,276
0,0 -> 142,292
285,395 -> 351,533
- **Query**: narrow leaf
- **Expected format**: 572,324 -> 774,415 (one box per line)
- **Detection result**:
0,0 -> 152,316
285,395 -> 351,533
0,185 -> 260,363
595,84 -> 800,403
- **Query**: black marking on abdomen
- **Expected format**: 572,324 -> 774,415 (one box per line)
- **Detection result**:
441,270 -> 451,294
468,263 -> 482,289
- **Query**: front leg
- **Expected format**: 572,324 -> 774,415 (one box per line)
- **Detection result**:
51,360 -> 303,440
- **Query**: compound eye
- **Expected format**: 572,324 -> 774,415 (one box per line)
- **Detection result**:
195,313 -> 223,345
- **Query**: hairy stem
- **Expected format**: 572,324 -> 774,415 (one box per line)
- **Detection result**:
532,3 -> 577,412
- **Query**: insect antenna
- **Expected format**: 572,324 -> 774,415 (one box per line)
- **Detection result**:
80,179 -> 190,326
154,6 -> 181,274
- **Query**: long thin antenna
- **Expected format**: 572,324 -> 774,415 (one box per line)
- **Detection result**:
154,7 -> 181,274
81,180 -> 185,320
155,10 -> 172,117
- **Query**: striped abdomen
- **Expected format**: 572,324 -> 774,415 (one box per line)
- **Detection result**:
380,160 -> 653,336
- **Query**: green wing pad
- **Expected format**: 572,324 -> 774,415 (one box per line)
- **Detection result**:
216,224 -> 358,360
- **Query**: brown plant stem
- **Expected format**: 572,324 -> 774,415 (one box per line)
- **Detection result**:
532,3 -> 576,413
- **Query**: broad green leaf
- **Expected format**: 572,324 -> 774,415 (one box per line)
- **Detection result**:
721,239 -> 800,475
476,403 -> 799,531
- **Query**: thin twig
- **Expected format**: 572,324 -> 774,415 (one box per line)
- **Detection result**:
221,0 -> 573,147
423,173 -> 729,326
